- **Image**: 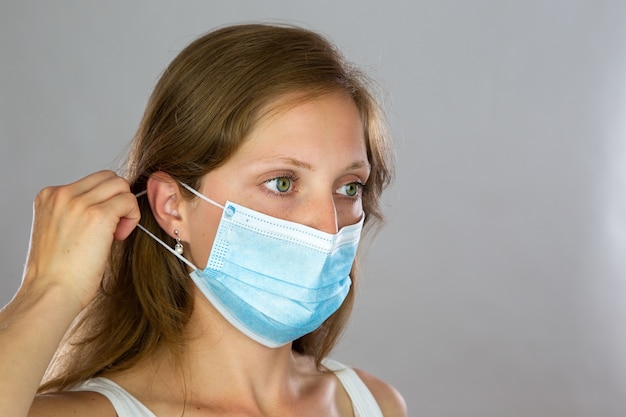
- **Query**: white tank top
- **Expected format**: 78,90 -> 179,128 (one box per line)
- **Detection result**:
70,358 -> 383,417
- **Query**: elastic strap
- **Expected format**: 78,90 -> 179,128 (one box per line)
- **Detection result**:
134,190 -> 199,271
178,182 -> 225,209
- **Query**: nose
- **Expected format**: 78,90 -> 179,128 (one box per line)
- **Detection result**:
302,195 -> 338,234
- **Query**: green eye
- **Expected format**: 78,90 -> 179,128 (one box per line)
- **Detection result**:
269,176 -> 291,193
339,182 -> 361,197
276,177 -> 291,192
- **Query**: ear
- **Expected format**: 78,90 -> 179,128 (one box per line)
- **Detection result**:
146,172 -> 184,239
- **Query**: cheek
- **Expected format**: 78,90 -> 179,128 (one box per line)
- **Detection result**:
337,200 -> 364,229
236,191 -> 296,221
186,206 -> 223,270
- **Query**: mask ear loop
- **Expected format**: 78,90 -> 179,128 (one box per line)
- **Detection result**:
133,190 -> 199,271
178,181 -> 225,210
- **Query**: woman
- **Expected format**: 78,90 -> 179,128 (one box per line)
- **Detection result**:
0,23 -> 406,416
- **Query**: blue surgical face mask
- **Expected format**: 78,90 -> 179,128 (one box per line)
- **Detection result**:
137,183 -> 364,348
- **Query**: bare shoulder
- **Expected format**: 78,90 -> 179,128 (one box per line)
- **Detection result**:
29,391 -> 116,417
354,368 -> 407,417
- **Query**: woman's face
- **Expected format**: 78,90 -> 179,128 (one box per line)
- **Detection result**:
184,92 -> 370,269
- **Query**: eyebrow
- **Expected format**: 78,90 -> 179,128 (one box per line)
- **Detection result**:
275,157 -> 314,170
265,157 -> 371,172
345,160 -> 371,171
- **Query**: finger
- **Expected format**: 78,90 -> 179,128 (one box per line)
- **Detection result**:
32,174 -> 136,257
64,170 -> 121,196
34,172 -> 128,222
115,217 -> 140,241
68,174 -> 133,211
23,172 -> 140,308
110,194 -> 142,241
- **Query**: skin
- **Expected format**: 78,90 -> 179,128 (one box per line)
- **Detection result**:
0,171 -> 140,416
1,92 -> 406,416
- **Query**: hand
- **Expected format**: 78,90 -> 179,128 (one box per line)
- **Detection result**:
22,170 -> 141,310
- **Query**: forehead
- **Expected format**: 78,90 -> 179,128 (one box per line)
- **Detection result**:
239,92 -> 366,156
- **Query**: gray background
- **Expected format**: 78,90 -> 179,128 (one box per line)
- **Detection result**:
2,1 -> 626,415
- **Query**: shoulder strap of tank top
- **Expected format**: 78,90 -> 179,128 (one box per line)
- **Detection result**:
322,358 -> 384,417
70,377 -> 156,417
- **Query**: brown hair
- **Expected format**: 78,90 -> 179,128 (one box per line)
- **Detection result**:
41,23 -> 394,391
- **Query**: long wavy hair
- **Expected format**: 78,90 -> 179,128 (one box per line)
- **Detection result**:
41,23 -> 394,392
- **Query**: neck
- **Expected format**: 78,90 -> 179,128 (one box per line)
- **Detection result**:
160,288 -> 308,405
105,288 -> 335,416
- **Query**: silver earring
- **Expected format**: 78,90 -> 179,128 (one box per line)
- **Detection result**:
174,229 -> 184,255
